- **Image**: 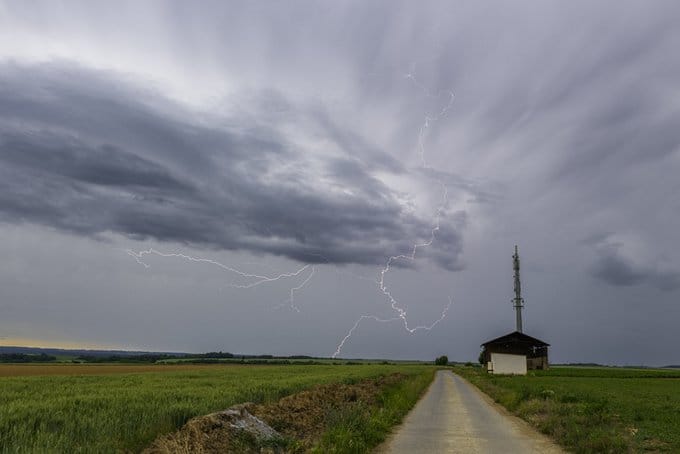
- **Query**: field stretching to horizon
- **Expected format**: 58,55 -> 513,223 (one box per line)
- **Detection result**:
0,363 -> 433,452
455,365 -> 680,452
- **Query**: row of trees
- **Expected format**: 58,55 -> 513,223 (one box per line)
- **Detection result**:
0,353 -> 57,363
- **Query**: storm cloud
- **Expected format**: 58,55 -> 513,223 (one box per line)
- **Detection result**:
0,62 -> 464,269
590,237 -> 680,291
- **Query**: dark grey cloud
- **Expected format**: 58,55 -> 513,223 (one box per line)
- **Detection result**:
590,238 -> 680,291
591,244 -> 646,287
422,215 -> 467,272
0,62 -> 464,270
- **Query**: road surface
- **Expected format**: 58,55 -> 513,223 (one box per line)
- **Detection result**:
379,370 -> 563,453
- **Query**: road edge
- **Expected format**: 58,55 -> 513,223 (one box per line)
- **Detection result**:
372,368 -> 443,453
451,371 -> 564,453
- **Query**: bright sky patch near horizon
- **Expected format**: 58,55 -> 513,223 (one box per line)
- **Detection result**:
1,1 -> 679,365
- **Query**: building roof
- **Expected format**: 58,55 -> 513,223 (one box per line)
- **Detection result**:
481,331 -> 549,348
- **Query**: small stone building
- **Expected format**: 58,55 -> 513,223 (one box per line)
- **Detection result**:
480,331 -> 549,372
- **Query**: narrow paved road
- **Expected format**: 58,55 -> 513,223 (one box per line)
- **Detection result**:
379,370 -> 563,453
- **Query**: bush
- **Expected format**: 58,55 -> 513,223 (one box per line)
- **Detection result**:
540,389 -> 555,400
434,355 -> 448,366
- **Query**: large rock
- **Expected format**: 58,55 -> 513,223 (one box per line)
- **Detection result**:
144,403 -> 280,453
217,404 -> 279,441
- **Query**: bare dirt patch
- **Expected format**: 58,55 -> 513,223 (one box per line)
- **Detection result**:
144,373 -> 405,453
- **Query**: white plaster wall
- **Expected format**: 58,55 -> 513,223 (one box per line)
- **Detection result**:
490,353 -> 527,375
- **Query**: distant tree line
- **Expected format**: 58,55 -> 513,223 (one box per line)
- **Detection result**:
75,354 -> 180,363
72,351 -> 321,364
200,351 -> 234,358
179,358 -> 327,365
0,353 -> 57,363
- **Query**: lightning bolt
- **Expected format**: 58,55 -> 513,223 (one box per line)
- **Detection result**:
276,265 -> 316,312
125,248 -> 376,313
331,72 -> 456,358
332,315 -> 401,359
331,295 -> 453,359
378,185 -> 450,333
126,248 -> 311,290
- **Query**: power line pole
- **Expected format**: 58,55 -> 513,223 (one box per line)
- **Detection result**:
512,245 -> 524,333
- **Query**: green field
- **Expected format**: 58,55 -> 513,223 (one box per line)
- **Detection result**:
0,364 -> 431,452
454,366 -> 680,452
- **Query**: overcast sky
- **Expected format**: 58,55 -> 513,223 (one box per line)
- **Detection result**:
1,1 -> 679,364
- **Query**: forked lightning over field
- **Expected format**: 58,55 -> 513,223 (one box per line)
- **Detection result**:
1,1 -> 680,453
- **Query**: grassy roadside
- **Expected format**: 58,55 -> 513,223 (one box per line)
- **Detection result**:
311,368 -> 435,453
147,367 -> 436,453
453,365 -> 680,453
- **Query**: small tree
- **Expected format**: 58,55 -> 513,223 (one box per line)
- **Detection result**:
434,355 -> 448,366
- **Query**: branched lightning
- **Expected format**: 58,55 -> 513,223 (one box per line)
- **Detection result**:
331,72 -> 456,358
331,295 -> 453,359
125,248 -> 375,313
377,185 -> 450,333
278,265 -> 316,312
126,248 -> 311,290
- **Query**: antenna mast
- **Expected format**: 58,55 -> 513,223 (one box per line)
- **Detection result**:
512,245 -> 524,333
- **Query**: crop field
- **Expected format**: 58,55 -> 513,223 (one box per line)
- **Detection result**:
0,363 -> 238,377
455,366 -> 680,452
0,363 -> 432,452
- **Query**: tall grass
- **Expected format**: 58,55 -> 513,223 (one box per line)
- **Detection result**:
455,366 -> 680,452
312,368 -> 434,453
0,364 -> 428,452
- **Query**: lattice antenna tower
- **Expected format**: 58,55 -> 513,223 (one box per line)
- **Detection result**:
513,245 -> 524,333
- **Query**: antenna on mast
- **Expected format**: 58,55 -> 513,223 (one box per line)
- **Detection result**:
513,245 -> 524,333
